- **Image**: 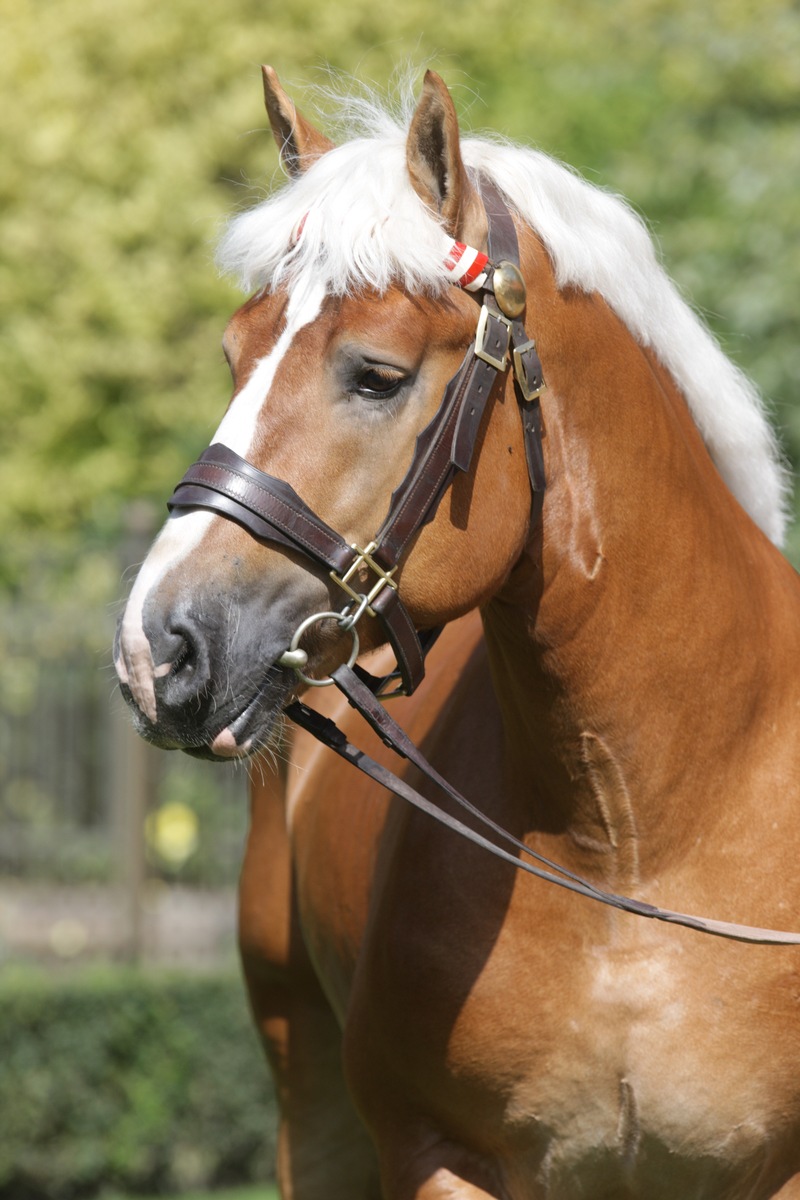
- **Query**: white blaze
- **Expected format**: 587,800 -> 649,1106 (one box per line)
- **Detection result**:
117,276 -> 326,721
214,277 -> 326,453
116,510 -> 214,721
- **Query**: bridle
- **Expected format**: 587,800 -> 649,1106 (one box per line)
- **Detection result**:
167,178 -> 800,947
169,177 -> 545,699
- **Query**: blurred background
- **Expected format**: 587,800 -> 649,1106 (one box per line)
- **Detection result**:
1,0 -> 798,1196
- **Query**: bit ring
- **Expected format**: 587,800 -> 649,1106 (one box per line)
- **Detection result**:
278,609 -> 360,688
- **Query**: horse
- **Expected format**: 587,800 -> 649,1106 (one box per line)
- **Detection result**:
115,67 -> 800,1199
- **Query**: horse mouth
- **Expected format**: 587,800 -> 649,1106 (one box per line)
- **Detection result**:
119,662 -> 297,763
190,667 -> 297,762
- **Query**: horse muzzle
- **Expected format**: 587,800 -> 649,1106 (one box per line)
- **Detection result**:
114,578 -> 302,759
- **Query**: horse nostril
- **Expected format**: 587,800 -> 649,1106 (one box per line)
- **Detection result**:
153,618 -> 213,718
169,634 -> 195,677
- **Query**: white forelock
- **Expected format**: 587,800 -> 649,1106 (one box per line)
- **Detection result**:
216,96 -> 789,546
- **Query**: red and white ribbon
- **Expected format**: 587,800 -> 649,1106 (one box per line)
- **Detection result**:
443,241 -> 491,291
290,212 -> 309,246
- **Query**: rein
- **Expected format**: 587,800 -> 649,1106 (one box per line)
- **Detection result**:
286,666 -> 800,945
167,180 -> 800,947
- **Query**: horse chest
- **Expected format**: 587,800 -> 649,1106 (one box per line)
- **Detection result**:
346,878 -> 800,1199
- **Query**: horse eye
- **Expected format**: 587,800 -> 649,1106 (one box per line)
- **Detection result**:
355,366 -> 406,400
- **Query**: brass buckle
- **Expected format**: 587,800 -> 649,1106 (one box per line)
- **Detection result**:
512,339 -> 546,402
474,305 -> 511,372
330,541 -> 398,617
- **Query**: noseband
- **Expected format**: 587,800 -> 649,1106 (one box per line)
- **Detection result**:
165,179 -> 800,946
167,178 -> 545,697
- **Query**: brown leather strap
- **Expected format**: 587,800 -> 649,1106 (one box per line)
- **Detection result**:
374,347 -> 503,568
482,176 -> 519,263
169,445 -> 429,692
171,444 -> 355,572
374,176 -> 545,568
481,177 -> 546,497
285,666 -> 800,946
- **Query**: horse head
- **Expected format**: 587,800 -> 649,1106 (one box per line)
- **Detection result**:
115,70 -> 542,759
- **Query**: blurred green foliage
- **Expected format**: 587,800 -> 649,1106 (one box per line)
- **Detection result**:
1,0 -> 798,584
145,756 -> 249,887
0,967 -> 276,1198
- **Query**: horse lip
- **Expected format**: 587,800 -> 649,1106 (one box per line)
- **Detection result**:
207,664 -> 295,758
209,727 -> 253,759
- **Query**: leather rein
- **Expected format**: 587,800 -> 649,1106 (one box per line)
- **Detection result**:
168,179 -> 800,947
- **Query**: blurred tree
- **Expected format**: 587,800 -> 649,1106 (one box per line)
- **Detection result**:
1,0 -> 798,586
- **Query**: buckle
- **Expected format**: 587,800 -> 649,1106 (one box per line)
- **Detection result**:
512,339 -> 546,401
474,304 -> 511,372
330,541 -> 398,617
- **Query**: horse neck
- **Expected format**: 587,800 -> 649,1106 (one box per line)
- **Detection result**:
481,257 -> 791,873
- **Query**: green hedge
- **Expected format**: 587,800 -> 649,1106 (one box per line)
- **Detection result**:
0,967 -> 277,1199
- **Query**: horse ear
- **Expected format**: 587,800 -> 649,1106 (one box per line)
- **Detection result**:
262,65 -> 334,176
406,71 -> 485,243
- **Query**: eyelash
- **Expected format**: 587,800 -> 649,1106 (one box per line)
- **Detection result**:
354,366 -> 407,401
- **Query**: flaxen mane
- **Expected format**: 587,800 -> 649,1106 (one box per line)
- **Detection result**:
218,87 -> 789,545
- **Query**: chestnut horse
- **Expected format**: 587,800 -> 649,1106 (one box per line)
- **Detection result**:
116,69 -> 800,1199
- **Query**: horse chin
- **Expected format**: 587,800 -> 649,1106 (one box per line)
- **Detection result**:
119,664 -> 295,763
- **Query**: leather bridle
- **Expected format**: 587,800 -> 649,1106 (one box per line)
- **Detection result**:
168,177 -> 545,698
166,179 -> 800,946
